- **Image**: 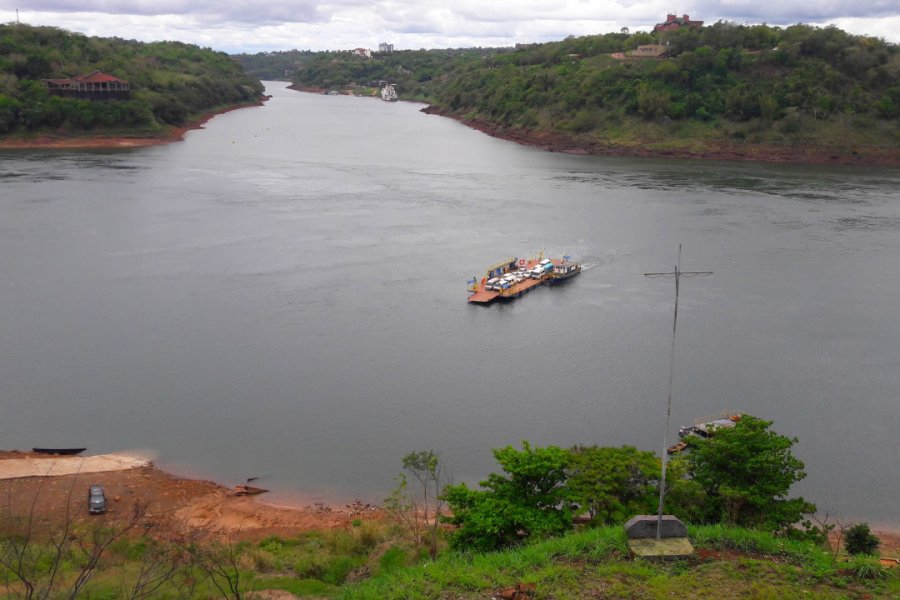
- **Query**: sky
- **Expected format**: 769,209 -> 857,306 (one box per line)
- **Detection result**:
2,1 -> 899,54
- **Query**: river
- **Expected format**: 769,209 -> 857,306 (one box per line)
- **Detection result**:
1,82 -> 898,525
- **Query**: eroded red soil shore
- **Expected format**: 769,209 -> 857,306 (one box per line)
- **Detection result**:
0,99 -> 268,150
421,105 -> 900,167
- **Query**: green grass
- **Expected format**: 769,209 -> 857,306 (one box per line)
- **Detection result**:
5,522 -> 898,599
338,525 -> 900,600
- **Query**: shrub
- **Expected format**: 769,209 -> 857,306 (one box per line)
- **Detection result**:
844,523 -> 880,556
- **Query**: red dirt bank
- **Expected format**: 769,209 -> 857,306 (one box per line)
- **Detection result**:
0,451 -> 384,542
0,99 -> 268,150
420,105 -> 900,167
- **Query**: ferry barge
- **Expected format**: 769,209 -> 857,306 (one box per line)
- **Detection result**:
467,253 -> 581,304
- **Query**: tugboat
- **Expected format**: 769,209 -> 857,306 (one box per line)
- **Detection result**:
380,84 -> 398,101
549,257 -> 581,283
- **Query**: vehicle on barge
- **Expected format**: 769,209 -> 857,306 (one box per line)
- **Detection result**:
467,253 -> 580,304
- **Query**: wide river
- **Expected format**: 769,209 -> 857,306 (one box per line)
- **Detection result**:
2,82 -> 899,525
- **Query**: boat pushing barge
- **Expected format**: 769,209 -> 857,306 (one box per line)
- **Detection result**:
467,254 -> 581,304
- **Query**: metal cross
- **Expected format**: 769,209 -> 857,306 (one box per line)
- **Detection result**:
644,244 -> 713,539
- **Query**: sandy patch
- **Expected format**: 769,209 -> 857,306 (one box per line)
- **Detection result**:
0,452 -> 384,541
0,453 -> 149,479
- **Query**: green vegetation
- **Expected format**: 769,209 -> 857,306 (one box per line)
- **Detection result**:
2,416 -> 897,598
566,445 -> 659,524
291,47 -> 499,97
232,50 -> 318,81
290,23 -> 900,157
443,442 -> 572,551
0,24 -> 264,136
682,414 -> 815,532
845,523 -> 881,556
341,525 -> 898,599
443,417 -> 816,553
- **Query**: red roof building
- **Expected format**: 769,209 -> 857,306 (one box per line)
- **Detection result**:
654,14 -> 704,32
43,70 -> 130,99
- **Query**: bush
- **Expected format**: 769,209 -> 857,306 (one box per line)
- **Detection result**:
443,441 -> 571,551
844,523 -> 880,556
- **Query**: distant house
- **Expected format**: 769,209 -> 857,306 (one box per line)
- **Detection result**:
628,44 -> 668,58
43,70 -> 130,100
351,47 -> 372,58
653,13 -> 704,32
378,42 -> 394,53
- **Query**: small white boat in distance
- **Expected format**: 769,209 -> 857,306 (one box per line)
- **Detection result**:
381,84 -> 398,101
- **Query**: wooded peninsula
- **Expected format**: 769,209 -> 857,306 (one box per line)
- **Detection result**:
244,22 -> 900,165
0,24 -> 265,145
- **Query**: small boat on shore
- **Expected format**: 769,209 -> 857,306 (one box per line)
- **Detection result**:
233,484 -> 269,496
33,447 -> 86,455
667,441 -> 688,454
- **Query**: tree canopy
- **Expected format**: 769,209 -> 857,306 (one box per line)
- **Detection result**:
0,24 -> 264,135
287,23 -> 899,153
442,441 -> 572,551
684,414 -> 815,531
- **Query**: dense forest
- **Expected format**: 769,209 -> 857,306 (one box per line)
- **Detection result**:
290,23 -> 900,157
232,49 -> 318,81
0,24 -> 264,135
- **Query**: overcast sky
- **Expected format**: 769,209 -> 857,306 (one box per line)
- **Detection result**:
2,1 -> 898,54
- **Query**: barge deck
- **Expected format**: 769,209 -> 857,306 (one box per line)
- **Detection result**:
467,255 -> 580,304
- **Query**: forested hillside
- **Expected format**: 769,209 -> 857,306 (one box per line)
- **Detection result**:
232,49 -> 317,81
291,23 -> 900,161
0,24 -> 264,135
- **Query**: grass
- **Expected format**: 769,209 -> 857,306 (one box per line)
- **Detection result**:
338,525 -> 900,600
4,521 -> 898,598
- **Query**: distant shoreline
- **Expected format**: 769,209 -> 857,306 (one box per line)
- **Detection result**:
0,98 -> 268,150
419,105 -> 900,168
283,84 -> 900,167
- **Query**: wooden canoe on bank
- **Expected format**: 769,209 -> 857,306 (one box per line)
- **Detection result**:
32,447 -> 87,455
233,484 -> 269,496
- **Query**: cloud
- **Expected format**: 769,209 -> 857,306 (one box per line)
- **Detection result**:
2,0 -> 898,52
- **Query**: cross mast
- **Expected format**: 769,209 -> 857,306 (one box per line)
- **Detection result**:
644,244 -> 712,539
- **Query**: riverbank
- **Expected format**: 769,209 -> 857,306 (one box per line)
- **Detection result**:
0,99 -> 268,150
420,105 -> 900,167
0,451 -> 384,542
2,450 -> 898,556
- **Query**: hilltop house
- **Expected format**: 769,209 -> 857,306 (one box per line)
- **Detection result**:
654,14 -> 704,32
43,70 -> 130,100
351,47 -> 372,58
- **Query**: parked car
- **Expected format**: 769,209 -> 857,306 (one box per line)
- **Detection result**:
88,484 -> 107,514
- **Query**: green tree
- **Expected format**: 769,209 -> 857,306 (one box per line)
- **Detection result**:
442,441 -> 570,551
844,523 -> 880,555
565,445 -> 659,524
686,415 -> 815,531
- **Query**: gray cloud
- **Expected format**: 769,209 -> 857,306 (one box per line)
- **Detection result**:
3,0 -> 898,51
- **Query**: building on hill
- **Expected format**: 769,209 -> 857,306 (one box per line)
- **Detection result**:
351,47 -> 372,58
654,13 -> 704,32
43,71 -> 130,100
378,42 -> 394,53
628,44 -> 668,58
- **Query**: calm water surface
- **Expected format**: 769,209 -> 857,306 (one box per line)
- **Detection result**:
2,82 -> 899,524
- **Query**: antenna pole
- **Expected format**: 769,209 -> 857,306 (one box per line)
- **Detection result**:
645,244 -> 712,539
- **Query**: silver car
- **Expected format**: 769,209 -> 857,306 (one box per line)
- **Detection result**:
88,485 -> 107,514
